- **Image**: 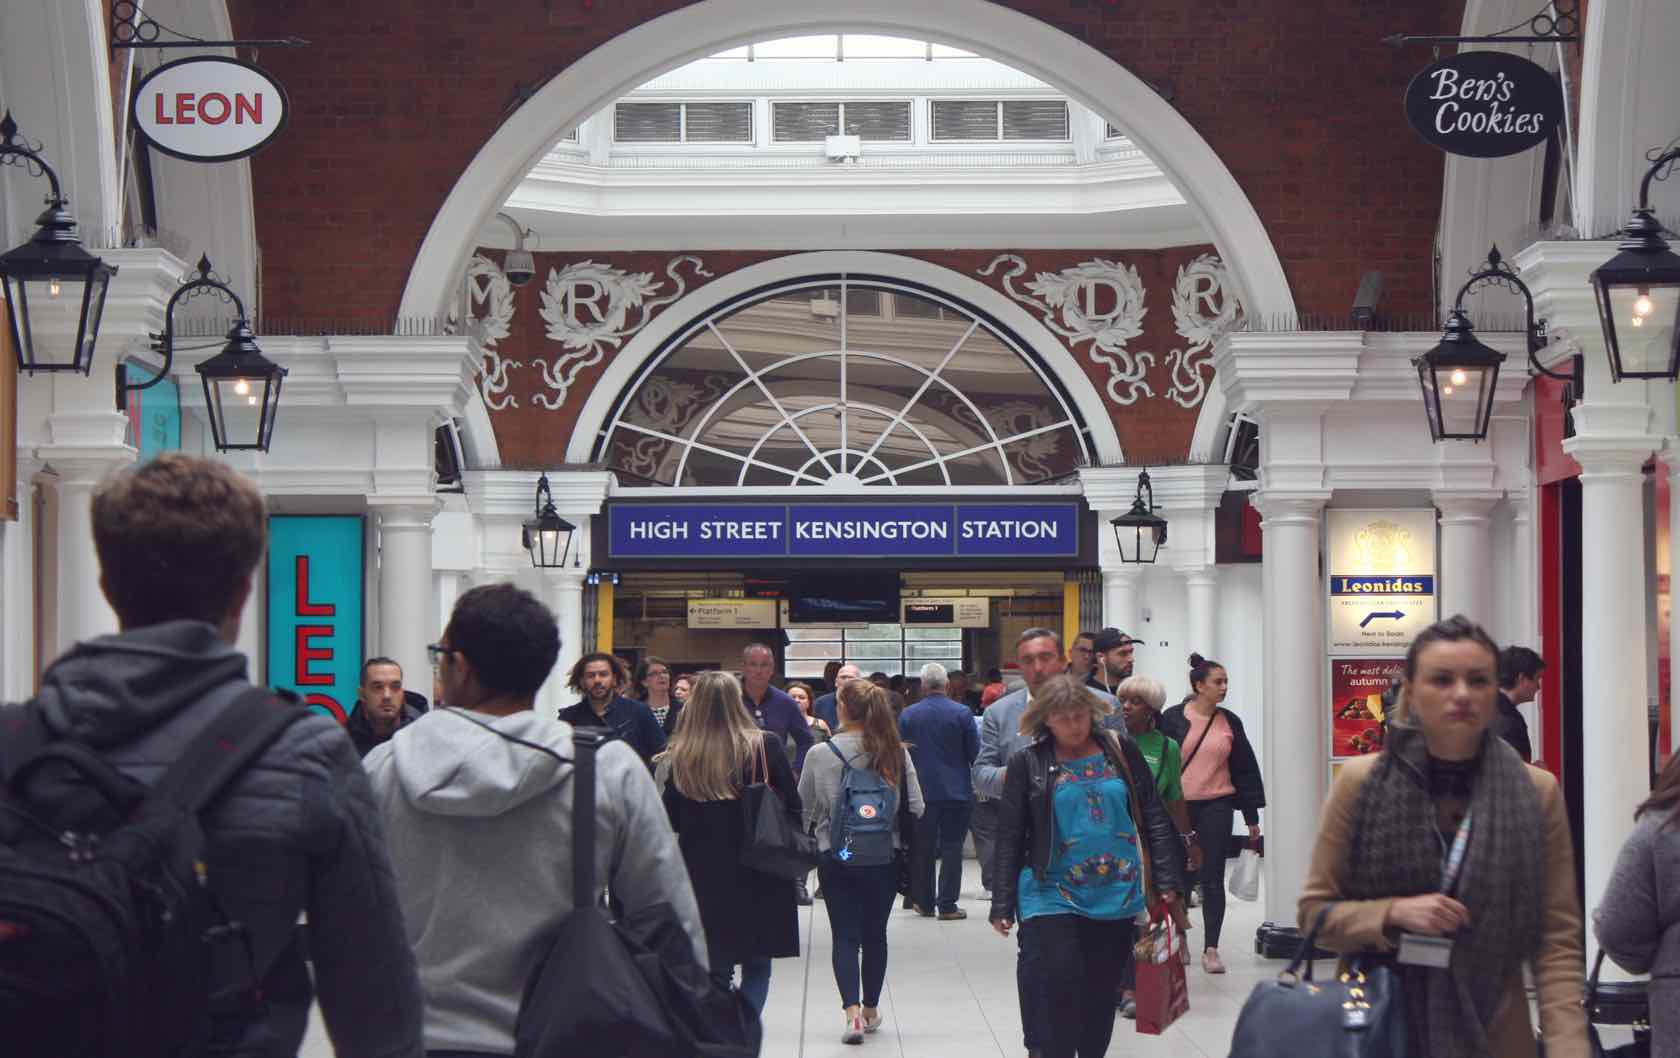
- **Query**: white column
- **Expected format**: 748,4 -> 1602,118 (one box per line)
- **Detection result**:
1251,490 -> 1330,927
546,569 -> 586,718
39,450 -> 134,648
1102,563 -> 1142,636
1563,429 -> 1656,936
1434,492 -> 1500,624
1,457 -> 43,700
1507,488 -> 1540,744
1184,568 -> 1219,660
371,499 -> 439,697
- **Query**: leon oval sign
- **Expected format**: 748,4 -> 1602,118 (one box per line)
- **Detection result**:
1404,51 -> 1562,158
133,56 -> 288,163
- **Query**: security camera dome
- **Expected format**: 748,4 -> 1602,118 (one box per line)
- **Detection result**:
503,248 -> 536,286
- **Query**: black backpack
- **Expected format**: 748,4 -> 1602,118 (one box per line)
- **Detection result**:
0,687 -> 307,1058
511,727 -> 761,1058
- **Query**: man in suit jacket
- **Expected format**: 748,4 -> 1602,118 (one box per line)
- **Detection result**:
900,662 -> 981,919
972,627 -> 1118,1058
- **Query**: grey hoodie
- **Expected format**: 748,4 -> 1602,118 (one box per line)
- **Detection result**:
364,707 -> 707,1055
20,620 -> 422,1058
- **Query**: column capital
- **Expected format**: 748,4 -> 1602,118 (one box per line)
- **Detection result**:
35,445 -> 137,486
1248,489 -> 1329,525
367,496 -> 442,528
1432,491 -> 1501,525
1099,562 -> 1144,582
1181,567 -> 1220,588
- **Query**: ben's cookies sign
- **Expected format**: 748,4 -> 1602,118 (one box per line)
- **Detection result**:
1404,51 -> 1562,158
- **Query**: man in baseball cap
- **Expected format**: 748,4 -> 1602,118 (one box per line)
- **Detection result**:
1088,627 -> 1137,694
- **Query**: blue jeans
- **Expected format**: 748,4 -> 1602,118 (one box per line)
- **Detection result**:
710,955 -> 772,1014
912,799 -> 973,913
816,859 -> 898,1009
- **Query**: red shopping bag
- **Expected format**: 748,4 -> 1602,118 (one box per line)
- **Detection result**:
1133,907 -> 1190,1035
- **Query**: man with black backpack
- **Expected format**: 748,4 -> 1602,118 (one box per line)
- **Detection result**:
366,583 -> 719,1057
0,453 -> 423,1058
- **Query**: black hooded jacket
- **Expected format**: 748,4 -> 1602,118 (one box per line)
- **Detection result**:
17,621 -> 423,1057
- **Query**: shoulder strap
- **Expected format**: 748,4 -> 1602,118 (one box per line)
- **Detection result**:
1103,731 -> 1155,906
1178,707 -> 1217,774
825,739 -> 849,770
153,686 -> 308,813
571,729 -> 599,904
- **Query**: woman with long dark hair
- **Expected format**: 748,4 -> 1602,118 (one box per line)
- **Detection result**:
1158,653 -> 1264,974
1299,615 -> 1588,1057
798,679 -> 924,1044
1595,749 -> 1680,1057
656,671 -> 801,1015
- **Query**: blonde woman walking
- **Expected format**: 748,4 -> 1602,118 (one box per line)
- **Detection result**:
657,671 -> 802,1014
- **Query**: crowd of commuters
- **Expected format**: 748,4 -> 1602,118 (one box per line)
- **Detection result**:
6,451 -> 1671,1058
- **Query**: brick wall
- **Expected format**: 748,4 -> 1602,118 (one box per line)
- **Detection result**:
228,0 -> 1469,329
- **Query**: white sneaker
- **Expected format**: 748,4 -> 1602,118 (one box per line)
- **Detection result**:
842,1013 -> 864,1045
863,1010 -> 883,1034
980,886 -> 993,901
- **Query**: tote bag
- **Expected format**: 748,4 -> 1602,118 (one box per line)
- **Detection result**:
739,737 -> 821,882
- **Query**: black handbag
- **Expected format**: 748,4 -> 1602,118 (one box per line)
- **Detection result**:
739,738 -> 821,882
1228,909 -> 1407,1058
1586,949 -> 1652,1058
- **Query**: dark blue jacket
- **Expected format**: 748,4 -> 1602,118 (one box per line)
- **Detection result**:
812,690 -> 839,733
744,684 -> 815,772
899,693 -> 980,802
559,694 -> 667,765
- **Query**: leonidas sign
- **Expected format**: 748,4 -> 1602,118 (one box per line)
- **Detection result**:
1404,51 -> 1562,158
132,56 -> 288,162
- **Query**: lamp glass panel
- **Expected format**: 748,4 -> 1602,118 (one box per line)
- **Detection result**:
1431,363 -> 1493,438
1606,283 -> 1680,377
12,273 -> 92,370
209,375 -> 266,449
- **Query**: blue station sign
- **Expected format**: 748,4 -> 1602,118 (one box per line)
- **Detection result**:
607,502 -> 1082,560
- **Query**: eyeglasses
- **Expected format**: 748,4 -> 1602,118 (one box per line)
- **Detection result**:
427,643 -> 455,667
646,668 -> 670,679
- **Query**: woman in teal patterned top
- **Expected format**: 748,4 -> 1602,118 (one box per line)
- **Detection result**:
988,675 -> 1186,1058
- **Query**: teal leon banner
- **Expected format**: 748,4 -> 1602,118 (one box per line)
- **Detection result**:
123,359 -> 181,463
267,516 -> 364,724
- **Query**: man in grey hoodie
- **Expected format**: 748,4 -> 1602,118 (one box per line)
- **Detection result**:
16,453 -> 423,1057
365,583 -> 706,1057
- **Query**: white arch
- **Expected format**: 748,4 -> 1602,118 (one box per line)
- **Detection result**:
397,0 -> 1294,467
564,251 -> 1124,472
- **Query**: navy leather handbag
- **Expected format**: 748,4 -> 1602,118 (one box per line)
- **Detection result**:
1228,910 -> 1407,1058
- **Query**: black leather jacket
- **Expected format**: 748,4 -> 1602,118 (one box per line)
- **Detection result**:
989,729 -> 1187,923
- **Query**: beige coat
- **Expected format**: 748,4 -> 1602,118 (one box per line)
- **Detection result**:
1299,753 -> 1589,1058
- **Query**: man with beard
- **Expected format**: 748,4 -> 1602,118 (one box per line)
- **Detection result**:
559,652 -> 666,765
1088,627 -> 1137,694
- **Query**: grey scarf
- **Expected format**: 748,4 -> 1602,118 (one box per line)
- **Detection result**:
1344,722 -> 1543,1058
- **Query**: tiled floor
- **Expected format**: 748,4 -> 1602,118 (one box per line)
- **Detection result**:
303,859 -> 1282,1057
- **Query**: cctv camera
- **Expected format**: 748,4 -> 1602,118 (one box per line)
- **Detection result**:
503,248 -> 536,287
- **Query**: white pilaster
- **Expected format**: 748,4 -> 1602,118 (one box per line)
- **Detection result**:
1101,563 -> 1141,637
1184,568 -> 1219,660
370,498 -> 441,697
1251,490 -> 1330,926
1,456 -> 44,699
1433,492 -> 1500,624
550,569 -> 587,716
1671,455 -> 1680,762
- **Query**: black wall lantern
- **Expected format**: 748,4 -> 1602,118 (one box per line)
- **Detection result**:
523,473 -> 577,569
1416,246 -> 1582,442
1109,469 -> 1167,564
0,111 -> 117,375
119,255 -> 287,452
1590,147 -> 1680,382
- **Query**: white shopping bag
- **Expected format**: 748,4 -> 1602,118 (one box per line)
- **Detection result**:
1227,847 -> 1261,902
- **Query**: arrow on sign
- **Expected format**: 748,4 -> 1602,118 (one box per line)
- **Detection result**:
1360,610 -> 1406,628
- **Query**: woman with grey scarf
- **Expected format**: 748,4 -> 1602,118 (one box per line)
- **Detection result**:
1298,615 -> 1589,1058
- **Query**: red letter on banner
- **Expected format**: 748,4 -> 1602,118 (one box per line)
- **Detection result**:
295,625 -> 334,686
295,556 -> 336,616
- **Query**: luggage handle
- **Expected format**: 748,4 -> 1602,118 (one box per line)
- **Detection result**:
1281,906 -> 1335,983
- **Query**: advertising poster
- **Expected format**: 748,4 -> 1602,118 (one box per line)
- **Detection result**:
1330,658 -> 1404,759
1326,509 -> 1438,653
123,359 -> 181,463
267,516 -> 364,724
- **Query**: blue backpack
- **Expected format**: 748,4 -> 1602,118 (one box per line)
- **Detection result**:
824,742 -> 898,867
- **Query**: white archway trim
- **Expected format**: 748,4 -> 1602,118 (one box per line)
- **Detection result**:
563,251 -> 1125,470
396,0 -> 1296,468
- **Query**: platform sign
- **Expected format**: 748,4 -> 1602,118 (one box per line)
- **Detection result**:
687,598 -> 778,629
266,516 -> 364,724
1326,509 -> 1437,653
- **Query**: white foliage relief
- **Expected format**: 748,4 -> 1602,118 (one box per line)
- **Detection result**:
979,255 -> 1154,406
1164,253 -> 1244,410
449,254 -> 521,410
533,256 -> 714,411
